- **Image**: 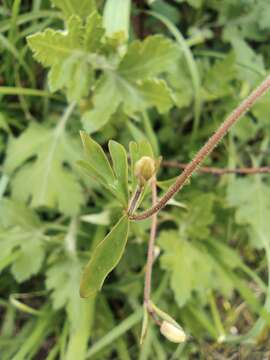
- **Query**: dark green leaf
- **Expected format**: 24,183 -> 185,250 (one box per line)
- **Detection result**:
80,215 -> 130,297
80,131 -> 116,187
108,140 -> 129,206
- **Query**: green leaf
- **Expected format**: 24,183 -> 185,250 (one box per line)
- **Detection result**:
118,35 -> 179,81
27,14 -> 104,101
82,73 -> 122,133
227,176 -> 270,248
80,131 -> 115,186
5,123 -> 84,215
252,91 -> 270,128
46,256 -> 85,326
108,140 -> 129,206
182,193 -> 215,240
27,16 -> 83,67
80,215 -> 130,297
82,73 -> 174,133
84,11 -> 105,52
223,35 -> 265,85
51,0 -> 96,19
0,199 -> 45,282
81,210 -> 110,225
158,230 -> 233,307
202,53 -> 236,101
120,78 -> 174,115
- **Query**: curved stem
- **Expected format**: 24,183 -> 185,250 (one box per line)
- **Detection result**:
144,178 -> 157,305
143,177 -> 160,325
162,161 -> 270,175
129,75 -> 270,221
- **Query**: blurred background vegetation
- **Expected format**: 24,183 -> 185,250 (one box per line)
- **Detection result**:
1,0 -> 270,358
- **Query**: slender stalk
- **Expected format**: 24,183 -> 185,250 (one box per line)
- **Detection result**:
162,161 -> 270,175
127,184 -> 143,216
144,177 -> 160,324
129,75 -> 270,221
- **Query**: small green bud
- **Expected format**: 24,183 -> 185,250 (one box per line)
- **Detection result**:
134,156 -> 156,185
160,321 -> 186,343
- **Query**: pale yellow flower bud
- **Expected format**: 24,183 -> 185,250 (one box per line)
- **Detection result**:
160,321 -> 186,343
134,156 -> 156,185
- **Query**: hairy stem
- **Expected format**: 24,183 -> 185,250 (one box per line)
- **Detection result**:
162,161 -> 270,175
144,177 -> 160,324
129,75 -> 270,221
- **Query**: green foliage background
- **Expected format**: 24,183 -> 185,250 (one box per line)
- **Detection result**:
0,0 -> 270,358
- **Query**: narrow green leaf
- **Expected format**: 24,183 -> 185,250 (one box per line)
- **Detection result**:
80,131 -> 115,187
129,141 -> 139,191
138,140 -> 154,158
80,215 -> 130,297
108,140 -> 129,206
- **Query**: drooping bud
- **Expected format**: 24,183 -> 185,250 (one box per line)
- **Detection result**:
160,321 -> 186,343
134,156 -> 156,185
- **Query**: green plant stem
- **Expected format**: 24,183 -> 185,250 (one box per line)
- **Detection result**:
209,292 -> 226,340
65,217 -> 77,256
129,75 -> 270,221
12,307 -> 54,360
0,86 -> 60,98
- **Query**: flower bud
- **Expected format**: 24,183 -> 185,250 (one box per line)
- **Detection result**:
160,321 -> 186,343
134,156 -> 156,185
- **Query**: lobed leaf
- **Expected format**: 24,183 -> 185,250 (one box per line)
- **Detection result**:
5,123 -> 84,215
158,230 -> 233,307
119,35 -> 180,81
27,14 -> 105,101
0,199 -> 45,282
51,0 -> 96,19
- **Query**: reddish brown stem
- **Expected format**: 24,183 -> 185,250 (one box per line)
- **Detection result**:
162,161 -> 270,175
144,177 -> 159,323
127,184 -> 143,216
129,76 -> 270,221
